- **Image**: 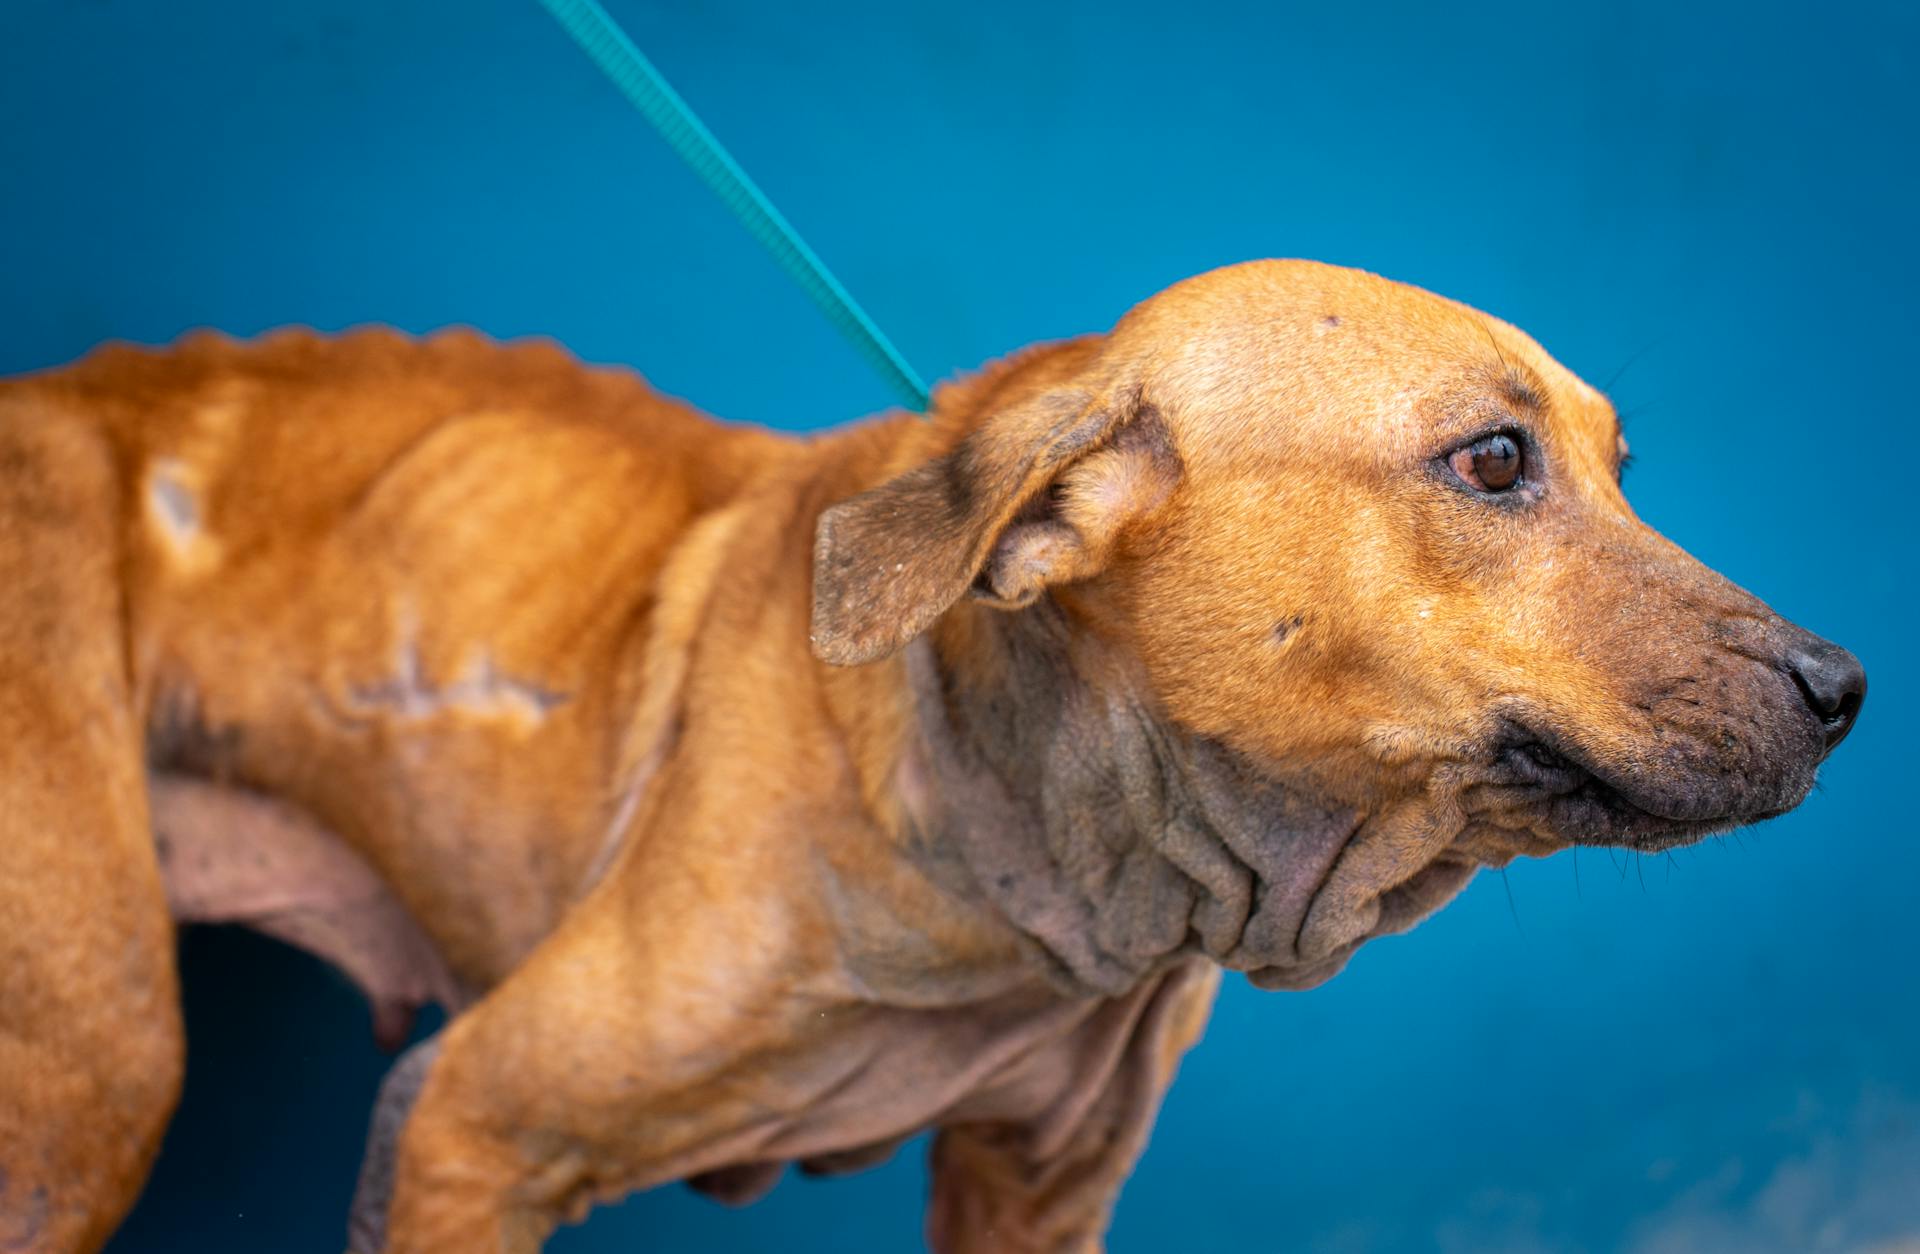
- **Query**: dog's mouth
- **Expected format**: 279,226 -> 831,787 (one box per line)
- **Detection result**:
1480,723 -> 1799,853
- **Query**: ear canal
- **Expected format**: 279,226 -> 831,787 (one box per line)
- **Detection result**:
975,404 -> 1180,608
810,385 -> 1154,666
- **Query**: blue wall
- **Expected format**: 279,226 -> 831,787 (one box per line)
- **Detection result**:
3,1 -> 1914,1249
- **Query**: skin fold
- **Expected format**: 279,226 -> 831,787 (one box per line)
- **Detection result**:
0,260 -> 1862,1252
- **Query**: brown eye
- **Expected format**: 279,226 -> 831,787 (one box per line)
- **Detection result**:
1449,432 -> 1524,493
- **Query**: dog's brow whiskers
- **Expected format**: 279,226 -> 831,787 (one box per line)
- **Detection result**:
1599,336 -> 1663,394
1476,318 -> 1510,372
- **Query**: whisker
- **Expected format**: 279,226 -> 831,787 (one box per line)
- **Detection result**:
1499,867 -> 1523,933
1478,319 -> 1511,372
1600,337 -> 1663,395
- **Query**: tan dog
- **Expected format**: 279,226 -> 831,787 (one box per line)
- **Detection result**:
0,260 -> 1863,1252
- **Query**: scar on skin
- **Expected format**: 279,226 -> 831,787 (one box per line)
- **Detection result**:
348,634 -> 569,727
145,457 -> 223,574
1316,315 -> 1342,332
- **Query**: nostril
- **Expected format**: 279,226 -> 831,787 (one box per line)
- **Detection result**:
1821,683 -> 1864,745
1786,639 -> 1867,754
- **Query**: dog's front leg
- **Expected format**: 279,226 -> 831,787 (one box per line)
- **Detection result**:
350,1009 -> 578,1254
926,962 -> 1219,1254
349,885 -> 813,1253
348,1036 -> 442,1254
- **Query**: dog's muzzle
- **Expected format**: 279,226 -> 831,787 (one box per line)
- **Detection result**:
1489,618 -> 1864,852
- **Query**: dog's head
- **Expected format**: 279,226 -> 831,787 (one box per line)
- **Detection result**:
811,259 -> 1864,983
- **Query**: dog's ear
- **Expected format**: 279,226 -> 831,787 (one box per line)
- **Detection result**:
811,382 -> 1179,666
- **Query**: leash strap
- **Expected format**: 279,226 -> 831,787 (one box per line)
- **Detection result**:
534,0 -> 932,412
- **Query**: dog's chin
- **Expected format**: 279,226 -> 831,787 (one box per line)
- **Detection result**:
1485,725 -> 1816,853
1243,857 -> 1479,991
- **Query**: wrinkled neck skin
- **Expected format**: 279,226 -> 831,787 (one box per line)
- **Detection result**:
895,600 -> 1481,998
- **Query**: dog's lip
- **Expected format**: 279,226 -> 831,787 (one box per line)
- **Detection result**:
1493,722 -> 1642,803
1492,721 -> 1746,842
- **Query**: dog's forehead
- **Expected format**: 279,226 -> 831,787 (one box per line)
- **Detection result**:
1115,260 -> 1617,463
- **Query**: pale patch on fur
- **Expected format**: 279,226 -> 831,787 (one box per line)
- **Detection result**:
143,391 -> 249,575
144,457 -> 224,575
1376,390 -> 1425,448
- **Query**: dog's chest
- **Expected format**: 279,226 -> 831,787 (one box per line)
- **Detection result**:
666,961 -> 1214,1201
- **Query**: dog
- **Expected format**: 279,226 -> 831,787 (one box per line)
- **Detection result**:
0,259 -> 1864,1252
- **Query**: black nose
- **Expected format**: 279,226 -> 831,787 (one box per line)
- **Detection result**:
1785,633 -> 1867,755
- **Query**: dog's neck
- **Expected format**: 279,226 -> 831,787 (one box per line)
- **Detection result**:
896,598 -> 1382,998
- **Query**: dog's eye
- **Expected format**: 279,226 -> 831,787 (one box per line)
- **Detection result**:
1449,432 -> 1524,493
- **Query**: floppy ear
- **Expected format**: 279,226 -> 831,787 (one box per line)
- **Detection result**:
810,383 -> 1179,666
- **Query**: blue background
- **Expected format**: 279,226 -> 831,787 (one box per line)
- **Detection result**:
3,1 -> 1914,1250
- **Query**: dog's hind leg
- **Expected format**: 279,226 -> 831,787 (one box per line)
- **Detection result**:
0,414 -> 183,1252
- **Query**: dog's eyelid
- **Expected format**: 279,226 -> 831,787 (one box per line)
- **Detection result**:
1439,419 -> 1531,459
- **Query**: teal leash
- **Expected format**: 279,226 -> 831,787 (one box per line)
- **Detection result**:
533,0 -> 932,412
